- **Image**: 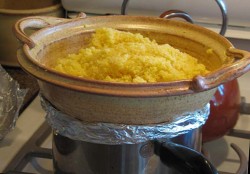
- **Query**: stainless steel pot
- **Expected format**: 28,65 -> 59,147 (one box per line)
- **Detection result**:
13,15 -> 250,125
42,93 -> 214,174
53,128 -> 217,174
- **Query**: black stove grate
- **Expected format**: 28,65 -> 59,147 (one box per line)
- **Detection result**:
3,122 -> 52,174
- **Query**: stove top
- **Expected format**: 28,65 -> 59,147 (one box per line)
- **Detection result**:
0,9 -> 250,173
0,69 -> 249,174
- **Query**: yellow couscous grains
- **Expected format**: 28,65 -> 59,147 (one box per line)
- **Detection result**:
53,28 -> 209,83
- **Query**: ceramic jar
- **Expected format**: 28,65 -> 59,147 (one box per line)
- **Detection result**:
0,0 -> 64,66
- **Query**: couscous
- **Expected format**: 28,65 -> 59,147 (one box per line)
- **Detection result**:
53,28 -> 209,83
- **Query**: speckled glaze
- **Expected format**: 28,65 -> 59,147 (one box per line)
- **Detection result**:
14,15 -> 250,124
0,0 -> 64,67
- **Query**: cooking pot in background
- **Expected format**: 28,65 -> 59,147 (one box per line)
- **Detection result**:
202,79 -> 241,142
0,0 -> 64,67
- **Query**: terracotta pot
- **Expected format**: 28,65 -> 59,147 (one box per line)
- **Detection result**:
13,15 -> 250,124
0,0 -> 64,67
202,79 -> 241,142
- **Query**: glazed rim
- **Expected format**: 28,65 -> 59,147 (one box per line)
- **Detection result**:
0,3 -> 62,15
19,15 -> 239,97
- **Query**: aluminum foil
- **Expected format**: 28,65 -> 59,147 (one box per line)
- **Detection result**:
0,65 -> 27,140
42,96 -> 210,145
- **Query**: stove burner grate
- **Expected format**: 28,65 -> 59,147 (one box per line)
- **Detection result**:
2,99 -> 249,174
3,122 -> 52,174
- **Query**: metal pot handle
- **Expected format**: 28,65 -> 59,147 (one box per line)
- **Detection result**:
215,0 -> 227,36
154,141 -> 218,174
13,13 -> 86,49
159,10 -> 194,23
192,48 -> 250,91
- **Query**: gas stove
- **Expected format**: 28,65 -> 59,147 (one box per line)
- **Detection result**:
0,0 -> 250,173
0,70 -> 249,174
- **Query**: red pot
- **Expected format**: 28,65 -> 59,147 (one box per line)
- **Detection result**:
202,79 -> 240,142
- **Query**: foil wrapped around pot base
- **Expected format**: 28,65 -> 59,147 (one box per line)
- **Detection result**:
41,96 -> 210,145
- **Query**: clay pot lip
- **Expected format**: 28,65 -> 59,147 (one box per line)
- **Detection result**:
17,15 -> 250,97
20,46 -> 194,98
0,3 -> 62,15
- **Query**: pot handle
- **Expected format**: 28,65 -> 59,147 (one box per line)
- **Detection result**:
159,10 -> 194,23
154,140 -> 218,174
13,13 -> 86,49
192,48 -> 250,91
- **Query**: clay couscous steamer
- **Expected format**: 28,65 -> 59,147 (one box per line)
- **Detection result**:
14,14 -> 250,124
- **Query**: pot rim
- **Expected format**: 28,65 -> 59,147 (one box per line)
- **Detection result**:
0,3 -> 62,15
16,15 -> 250,97
19,46 -> 194,97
